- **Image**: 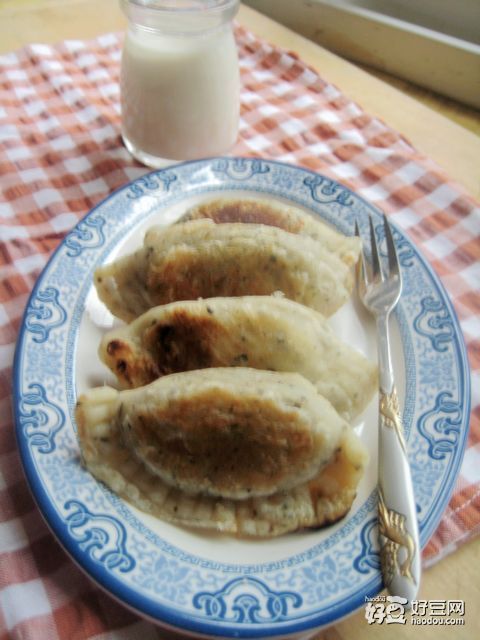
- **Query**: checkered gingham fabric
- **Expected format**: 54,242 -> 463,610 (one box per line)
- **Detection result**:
0,25 -> 479,639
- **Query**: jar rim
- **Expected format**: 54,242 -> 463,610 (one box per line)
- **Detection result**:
121,0 -> 239,15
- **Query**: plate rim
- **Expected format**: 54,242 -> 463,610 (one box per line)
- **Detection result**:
13,157 -> 471,637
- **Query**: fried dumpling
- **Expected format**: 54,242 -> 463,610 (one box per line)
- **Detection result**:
94,219 -> 354,322
76,368 -> 345,500
76,371 -> 368,537
99,296 -> 377,420
182,198 -> 361,266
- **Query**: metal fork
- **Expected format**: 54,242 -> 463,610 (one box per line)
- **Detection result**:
355,214 -> 421,603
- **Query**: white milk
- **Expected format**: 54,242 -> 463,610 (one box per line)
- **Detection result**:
121,24 -> 240,165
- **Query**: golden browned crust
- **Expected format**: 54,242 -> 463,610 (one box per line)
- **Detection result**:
103,338 -> 158,388
121,387 -> 317,500
99,296 -> 377,420
144,310 -> 223,371
76,368 -> 346,501
94,220 -> 353,322
182,198 -> 361,266
76,382 -> 368,537
183,198 -> 306,234
102,309 -> 226,388
146,241 -> 295,301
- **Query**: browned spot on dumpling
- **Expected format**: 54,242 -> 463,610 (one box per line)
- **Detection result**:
102,338 -> 160,388
143,309 -> 228,376
183,199 -> 305,234
121,385 -> 318,499
148,244 -> 298,307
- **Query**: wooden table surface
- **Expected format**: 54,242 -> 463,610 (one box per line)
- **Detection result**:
1,1 -> 479,639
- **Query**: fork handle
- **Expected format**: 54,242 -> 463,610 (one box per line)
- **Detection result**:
376,316 -> 421,603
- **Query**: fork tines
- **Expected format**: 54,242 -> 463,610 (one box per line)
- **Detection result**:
355,214 -> 401,282
355,214 -> 402,312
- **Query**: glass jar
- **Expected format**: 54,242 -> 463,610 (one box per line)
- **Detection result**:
120,0 -> 240,167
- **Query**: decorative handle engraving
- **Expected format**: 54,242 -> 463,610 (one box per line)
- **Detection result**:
378,382 -> 421,602
378,487 -> 416,589
380,387 -> 406,453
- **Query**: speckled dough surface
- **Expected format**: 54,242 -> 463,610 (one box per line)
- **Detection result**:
76,369 -> 368,537
99,295 -> 377,420
94,220 -> 354,322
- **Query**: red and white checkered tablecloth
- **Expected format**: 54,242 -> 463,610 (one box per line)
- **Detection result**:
0,25 -> 479,639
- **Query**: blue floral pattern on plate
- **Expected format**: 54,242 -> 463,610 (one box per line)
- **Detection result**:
65,216 -> 106,257
64,499 -> 136,572
13,158 -> 470,638
24,286 -> 67,342
193,577 -> 302,623
18,382 -> 65,453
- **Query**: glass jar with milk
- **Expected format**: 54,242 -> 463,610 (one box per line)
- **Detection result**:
120,0 -> 240,167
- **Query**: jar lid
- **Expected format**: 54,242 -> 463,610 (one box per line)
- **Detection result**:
121,0 -> 240,33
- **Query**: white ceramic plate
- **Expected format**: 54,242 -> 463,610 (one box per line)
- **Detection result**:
14,158 -> 470,638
